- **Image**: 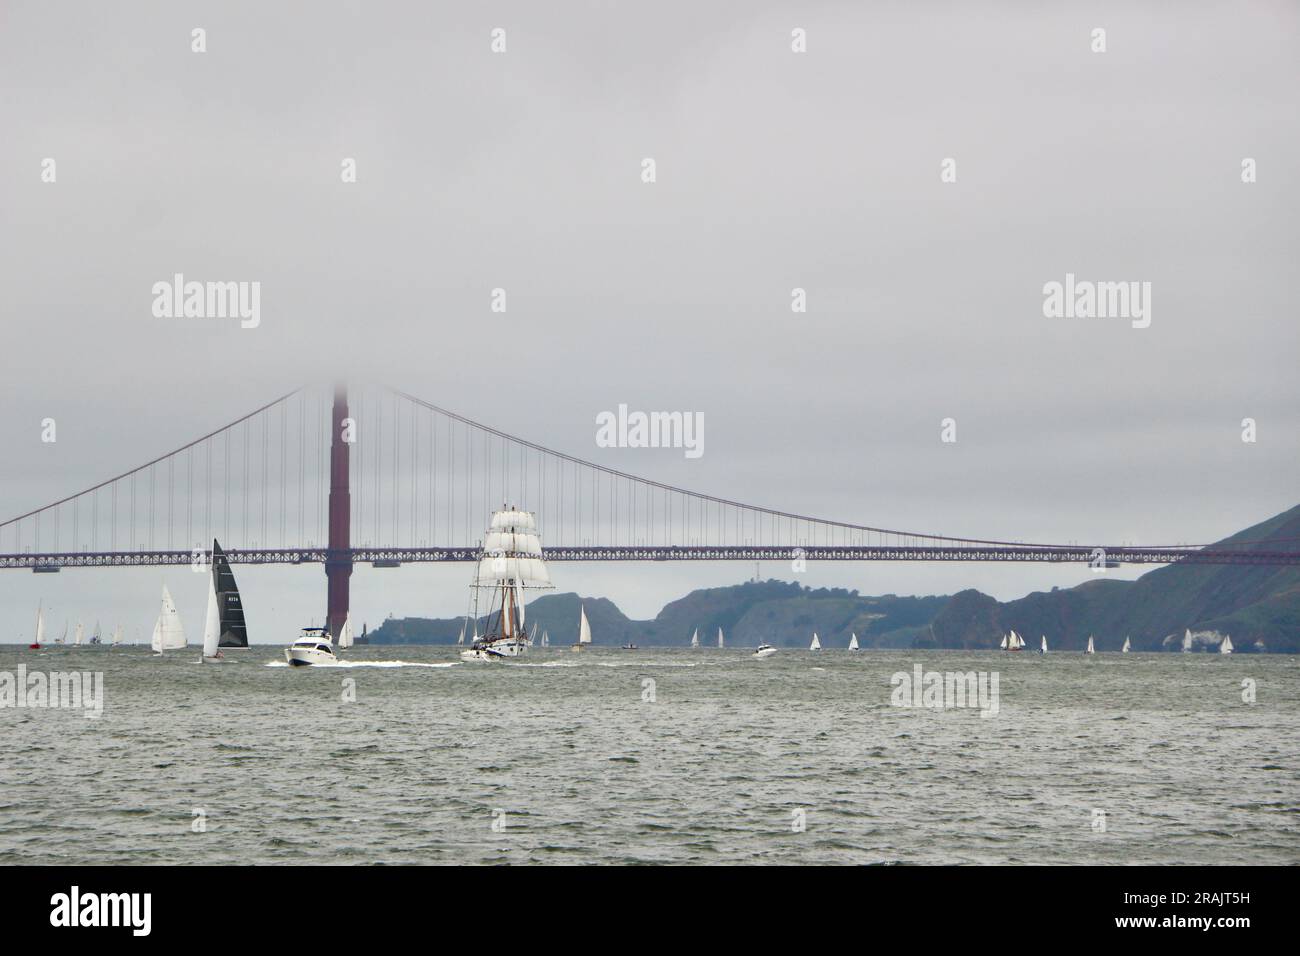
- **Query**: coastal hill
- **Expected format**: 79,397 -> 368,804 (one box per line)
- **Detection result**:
369,504 -> 1300,652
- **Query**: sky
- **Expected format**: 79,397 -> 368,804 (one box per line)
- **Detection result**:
1,1 -> 1297,642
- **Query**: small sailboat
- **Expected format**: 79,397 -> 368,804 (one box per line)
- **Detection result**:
1182,628 -> 1194,652
1000,630 -> 1026,651
56,622 -> 67,645
809,632 -> 821,651
337,614 -> 354,650
89,622 -> 102,645
1121,636 -> 1131,654
571,604 -> 592,652
201,573 -> 224,662
690,628 -> 700,649
753,643 -> 778,658
110,624 -> 123,646
1040,635 -> 1048,654
29,603 -> 45,649
541,629 -> 550,647
73,621 -> 84,646
285,627 -> 337,666
717,627 -> 725,649
848,632 -> 859,651
1219,634 -> 1233,655
151,586 -> 187,653
1085,635 -> 1096,655
211,539 -> 249,649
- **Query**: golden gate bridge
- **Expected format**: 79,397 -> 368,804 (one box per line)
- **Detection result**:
2,384 -> 1295,637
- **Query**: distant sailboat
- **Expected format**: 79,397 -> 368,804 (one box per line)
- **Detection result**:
1000,630 -> 1025,651
30,603 -> 46,649
1182,629 -> 1194,652
151,586 -> 187,653
456,622 -> 466,646
717,627 -> 725,649
1220,634 -> 1233,655
110,624 -> 123,646
1040,635 -> 1048,654
90,622 -> 102,645
690,628 -> 700,649
56,622 -> 67,645
541,630 -> 549,647
809,632 -> 821,651
572,604 -> 592,652
848,633 -> 859,651
211,540 -> 248,649
1085,635 -> 1096,655
337,614 -> 354,650
201,573 -> 223,662
73,621 -> 84,646
1121,636 -> 1131,653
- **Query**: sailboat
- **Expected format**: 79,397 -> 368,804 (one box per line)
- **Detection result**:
337,614 -> 354,650
110,624 -> 123,646
211,540 -> 248,649
1121,636 -> 1131,653
29,603 -> 45,649
56,622 -> 66,645
73,621 -> 84,646
151,586 -> 187,653
456,622 -> 466,646
572,604 -> 592,652
717,627 -> 725,649
1084,635 -> 1096,655
1219,634 -> 1233,655
1182,629 -> 1194,652
809,632 -> 821,651
201,571 -> 224,662
690,628 -> 700,649
89,622 -> 102,645
541,629 -> 549,647
848,633 -> 859,651
463,507 -> 553,661
1000,630 -> 1025,651
1040,635 -> 1048,654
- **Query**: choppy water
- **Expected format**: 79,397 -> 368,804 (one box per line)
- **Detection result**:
2,644 -> 1297,864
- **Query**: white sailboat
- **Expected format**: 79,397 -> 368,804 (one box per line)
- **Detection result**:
541,629 -> 549,647
1085,635 -> 1096,655
572,604 -> 592,652
463,507 -> 553,661
717,627 -> 725,649
1000,630 -> 1026,651
1182,628 -> 1194,652
110,624 -> 123,646
1121,636 -> 1131,653
456,622 -> 466,646
1040,635 -> 1048,654
30,604 -> 46,649
809,632 -> 821,651
201,574 -> 224,662
337,614 -> 354,650
690,628 -> 700,649
1219,634 -> 1233,655
848,632 -> 859,651
73,621 -> 84,646
151,586 -> 187,653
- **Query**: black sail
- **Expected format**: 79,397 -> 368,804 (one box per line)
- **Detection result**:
211,539 -> 248,647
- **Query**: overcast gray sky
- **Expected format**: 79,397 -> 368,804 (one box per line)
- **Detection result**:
2,1 -> 1297,642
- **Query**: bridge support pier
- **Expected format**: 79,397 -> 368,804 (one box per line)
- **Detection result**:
325,384 -> 352,638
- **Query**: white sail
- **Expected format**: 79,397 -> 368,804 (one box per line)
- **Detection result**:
35,605 -> 46,645
201,578 -> 221,658
338,615 -> 354,649
849,632 -> 859,650
541,630 -> 549,647
489,509 -> 537,533
691,628 -> 700,648
73,621 -> 84,646
151,586 -> 187,651
717,627 -> 725,648
1220,634 -> 1233,655
1085,635 -> 1095,654
1041,635 -> 1048,653
1009,630 -> 1025,649
111,624 -> 122,646
578,605 -> 592,645
1182,628 -> 1193,652
1000,634 -> 1008,649
810,632 -> 821,650
457,622 -> 466,646
1121,636 -> 1131,653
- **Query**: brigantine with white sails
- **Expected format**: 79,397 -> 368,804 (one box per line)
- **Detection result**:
462,507 -> 553,661
151,586 -> 187,653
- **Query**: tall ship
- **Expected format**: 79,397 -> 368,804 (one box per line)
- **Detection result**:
462,507 -> 553,661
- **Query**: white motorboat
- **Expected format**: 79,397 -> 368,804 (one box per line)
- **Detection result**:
753,643 -> 778,658
285,627 -> 337,666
